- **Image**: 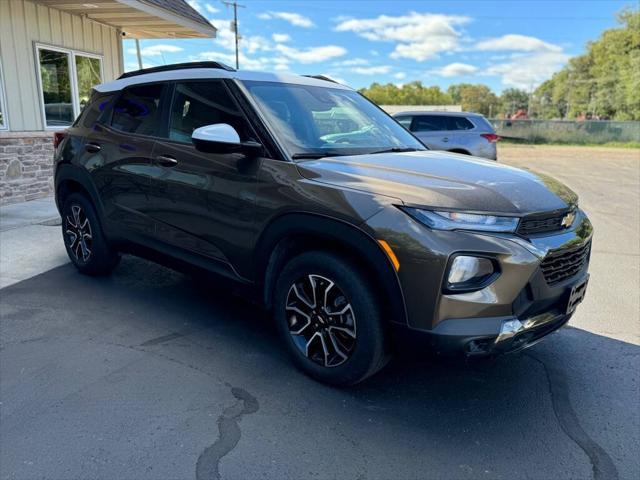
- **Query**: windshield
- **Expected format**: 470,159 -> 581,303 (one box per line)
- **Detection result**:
242,80 -> 425,159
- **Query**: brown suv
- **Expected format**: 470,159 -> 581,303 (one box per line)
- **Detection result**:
54,62 -> 592,385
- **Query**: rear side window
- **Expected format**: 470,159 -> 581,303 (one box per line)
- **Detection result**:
449,116 -> 475,130
412,115 -> 448,132
168,81 -> 252,143
111,84 -> 163,136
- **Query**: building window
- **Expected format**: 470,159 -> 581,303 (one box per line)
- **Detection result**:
36,44 -> 103,129
0,60 -> 7,130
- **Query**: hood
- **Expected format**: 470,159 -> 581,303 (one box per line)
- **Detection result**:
296,151 -> 577,215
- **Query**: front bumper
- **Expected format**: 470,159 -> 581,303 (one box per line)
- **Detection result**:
366,207 -> 593,356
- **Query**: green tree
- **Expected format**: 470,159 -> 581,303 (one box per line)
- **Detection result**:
447,84 -> 500,116
532,8 -> 639,120
359,81 -> 452,106
500,88 -> 529,117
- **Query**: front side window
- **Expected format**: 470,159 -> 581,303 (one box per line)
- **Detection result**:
243,81 -> 424,158
412,115 -> 449,132
395,116 -> 412,129
111,84 -> 163,136
36,45 -> 103,128
168,81 -> 252,143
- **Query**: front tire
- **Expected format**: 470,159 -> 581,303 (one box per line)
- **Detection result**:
274,251 -> 390,386
62,192 -> 120,276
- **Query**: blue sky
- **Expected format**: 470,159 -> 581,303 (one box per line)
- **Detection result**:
123,0 -> 635,92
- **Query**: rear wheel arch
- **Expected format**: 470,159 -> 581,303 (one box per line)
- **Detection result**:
448,148 -> 471,155
55,165 -> 104,217
257,213 -> 407,325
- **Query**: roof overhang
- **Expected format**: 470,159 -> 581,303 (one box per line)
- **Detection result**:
34,0 -> 217,39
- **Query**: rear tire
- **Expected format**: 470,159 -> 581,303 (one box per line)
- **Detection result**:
61,192 -> 120,276
273,251 -> 390,386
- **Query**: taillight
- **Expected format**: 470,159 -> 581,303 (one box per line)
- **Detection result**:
481,133 -> 500,143
53,131 -> 67,149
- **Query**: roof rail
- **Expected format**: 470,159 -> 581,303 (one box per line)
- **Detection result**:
118,61 -> 235,79
303,75 -> 339,84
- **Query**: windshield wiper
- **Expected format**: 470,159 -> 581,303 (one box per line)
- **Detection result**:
369,147 -> 422,154
291,152 -> 342,160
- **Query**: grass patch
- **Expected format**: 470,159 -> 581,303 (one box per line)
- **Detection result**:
499,138 -> 640,149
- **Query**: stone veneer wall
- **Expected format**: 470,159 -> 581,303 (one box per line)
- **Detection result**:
0,132 -> 55,205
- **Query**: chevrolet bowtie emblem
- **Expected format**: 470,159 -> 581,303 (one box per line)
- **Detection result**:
561,210 -> 576,228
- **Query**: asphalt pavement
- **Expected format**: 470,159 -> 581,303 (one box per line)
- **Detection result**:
1,145 -> 638,480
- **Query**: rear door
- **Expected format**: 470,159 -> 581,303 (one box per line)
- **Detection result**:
87,83 -> 166,238
448,115 -> 477,151
410,115 -> 451,150
148,80 -> 260,270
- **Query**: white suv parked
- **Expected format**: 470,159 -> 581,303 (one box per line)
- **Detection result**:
393,111 -> 500,160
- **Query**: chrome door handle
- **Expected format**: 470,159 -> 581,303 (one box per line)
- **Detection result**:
156,155 -> 178,167
442,137 -> 449,142
85,142 -> 101,153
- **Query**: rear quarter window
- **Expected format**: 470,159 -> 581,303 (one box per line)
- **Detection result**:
470,115 -> 495,131
74,91 -> 116,129
448,116 -> 475,130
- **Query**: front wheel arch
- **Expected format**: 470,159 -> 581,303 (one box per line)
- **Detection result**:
256,213 -> 408,325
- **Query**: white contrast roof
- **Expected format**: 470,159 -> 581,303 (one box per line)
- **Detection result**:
95,69 -> 353,93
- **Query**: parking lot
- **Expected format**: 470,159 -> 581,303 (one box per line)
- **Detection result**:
1,145 -> 639,480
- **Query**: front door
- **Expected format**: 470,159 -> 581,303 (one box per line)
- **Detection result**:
148,80 -> 260,273
411,115 -> 451,151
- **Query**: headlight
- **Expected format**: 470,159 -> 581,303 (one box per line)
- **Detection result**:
402,207 -> 519,233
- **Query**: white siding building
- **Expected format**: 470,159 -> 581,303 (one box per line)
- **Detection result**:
0,0 -> 216,204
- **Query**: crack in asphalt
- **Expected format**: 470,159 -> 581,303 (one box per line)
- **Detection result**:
526,353 -> 618,480
195,387 -> 259,480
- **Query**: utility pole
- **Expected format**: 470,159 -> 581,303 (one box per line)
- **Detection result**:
222,0 -> 245,69
134,39 -> 143,69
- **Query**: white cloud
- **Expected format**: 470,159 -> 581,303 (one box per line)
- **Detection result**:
126,44 -> 184,57
394,72 -> 406,80
195,50 -> 267,70
209,18 -> 273,54
272,33 -> 291,43
259,11 -> 315,28
476,34 -> 562,52
275,44 -> 346,63
483,51 -> 570,89
205,3 -> 219,14
351,65 -> 392,75
187,1 -> 203,13
429,62 -> 478,77
335,12 -> 471,61
332,58 -> 369,67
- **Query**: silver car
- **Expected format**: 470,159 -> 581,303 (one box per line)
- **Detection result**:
393,111 -> 499,160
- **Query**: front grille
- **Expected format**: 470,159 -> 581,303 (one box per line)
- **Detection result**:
517,211 -> 568,236
541,241 -> 591,285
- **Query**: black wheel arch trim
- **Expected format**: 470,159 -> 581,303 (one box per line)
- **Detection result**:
256,212 -> 408,325
55,164 -> 105,219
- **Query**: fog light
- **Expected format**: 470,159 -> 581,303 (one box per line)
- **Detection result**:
446,255 -> 495,290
